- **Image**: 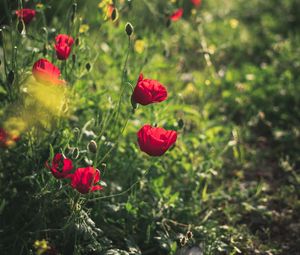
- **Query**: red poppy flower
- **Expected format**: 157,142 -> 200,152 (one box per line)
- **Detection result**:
15,9 -> 36,24
131,73 -> 168,106
32,59 -> 65,85
137,124 -> 177,156
54,34 -> 74,60
170,8 -> 183,22
70,166 -> 103,194
46,153 -> 73,179
0,128 -> 20,148
191,0 -> 202,7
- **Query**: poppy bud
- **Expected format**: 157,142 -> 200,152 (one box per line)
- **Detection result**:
111,8 -> 118,22
41,27 -> 47,34
75,38 -> 79,46
17,21 -> 25,34
131,96 -> 137,111
178,119 -> 184,129
43,43 -> 47,56
166,19 -> 171,28
125,22 -> 134,37
101,163 -> 106,171
87,140 -> 97,153
7,70 -> 14,86
186,231 -> 193,239
71,3 -> 77,22
72,54 -> 76,64
85,63 -> 91,71
72,3 -> 77,13
180,236 -> 187,246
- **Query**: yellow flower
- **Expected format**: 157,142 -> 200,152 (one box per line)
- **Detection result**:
36,3 -> 44,9
134,40 -> 146,54
98,0 -> 112,9
208,44 -> 216,54
191,9 -> 197,16
229,19 -> 239,29
34,239 -> 49,255
79,24 -> 90,33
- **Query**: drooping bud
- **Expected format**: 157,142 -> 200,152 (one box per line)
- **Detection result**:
125,22 -> 134,37
87,140 -> 97,153
72,147 -> 80,159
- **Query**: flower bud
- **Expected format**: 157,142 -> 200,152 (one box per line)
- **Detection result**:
125,22 -> 134,37
186,230 -> 193,239
75,38 -> 80,46
85,63 -> 91,71
180,236 -> 187,246
177,119 -> 184,129
17,21 -> 25,34
101,163 -> 106,171
111,8 -> 118,22
131,95 -> 137,111
7,70 -> 14,86
71,3 -> 77,22
87,140 -> 97,153
43,43 -> 47,56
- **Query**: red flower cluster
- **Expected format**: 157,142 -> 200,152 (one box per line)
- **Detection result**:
138,125 -> 177,156
32,59 -> 65,85
15,8 -> 36,24
46,153 -> 104,194
131,74 -> 167,106
170,8 -> 183,22
131,74 -> 178,156
191,0 -> 202,7
0,128 -> 20,148
54,34 -> 74,60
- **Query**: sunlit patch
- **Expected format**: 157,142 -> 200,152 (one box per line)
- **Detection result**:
1,74 -> 69,147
